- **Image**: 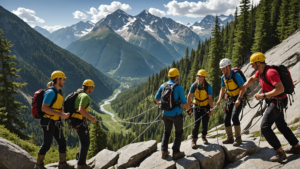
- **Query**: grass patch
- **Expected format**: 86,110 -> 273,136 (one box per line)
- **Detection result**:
290,125 -> 300,131
208,125 -> 224,133
251,130 -> 261,137
209,133 -> 226,138
292,118 -> 300,124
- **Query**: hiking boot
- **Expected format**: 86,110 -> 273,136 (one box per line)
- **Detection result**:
172,151 -> 185,160
58,153 -> 74,169
34,154 -> 46,169
202,135 -> 208,145
270,150 -> 287,162
77,164 -> 93,169
191,138 -> 198,149
223,126 -> 234,144
284,146 -> 300,154
233,125 -> 242,146
161,150 -> 170,159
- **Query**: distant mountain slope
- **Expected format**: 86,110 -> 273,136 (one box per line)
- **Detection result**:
0,6 -> 119,103
66,25 -> 166,77
92,9 -> 201,64
47,21 -> 94,48
33,26 -> 50,37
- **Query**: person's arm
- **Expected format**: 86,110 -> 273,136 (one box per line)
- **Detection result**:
207,95 -> 214,116
216,87 -> 225,106
78,106 -> 97,123
244,75 -> 258,88
179,86 -> 192,117
42,104 -> 69,119
154,85 -> 163,105
255,82 -> 284,100
187,92 -> 193,106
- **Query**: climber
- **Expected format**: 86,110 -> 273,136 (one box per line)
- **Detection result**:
216,58 -> 246,146
71,79 -> 97,169
243,52 -> 299,162
155,68 -> 192,160
187,69 -> 214,148
34,71 -> 74,169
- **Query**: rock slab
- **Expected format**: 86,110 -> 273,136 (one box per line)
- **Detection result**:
94,149 -> 119,169
0,137 -> 36,169
116,140 -> 157,169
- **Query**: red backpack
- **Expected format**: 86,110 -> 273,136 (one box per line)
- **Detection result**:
31,87 -> 57,119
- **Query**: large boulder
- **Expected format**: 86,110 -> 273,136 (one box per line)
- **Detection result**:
139,151 -> 175,169
179,139 -> 225,169
94,149 -> 119,169
0,137 -> 36,169
115,140 -> 157,169
221,140 -> 257,162
175,156 -> 200,169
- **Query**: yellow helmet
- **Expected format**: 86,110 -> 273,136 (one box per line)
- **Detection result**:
197,69 -> 207,77
168,68 -> 180,77
83,79 -> 95,87
250,52 -> 266,63
51,71 -> 66,80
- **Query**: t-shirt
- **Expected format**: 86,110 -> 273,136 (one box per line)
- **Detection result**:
254,66 -> 287,99
189,82 -> 213,95
43,86 -> 59,104
221,70 -> 245,87
155,79 -> 187,117
74,92 -> 90,110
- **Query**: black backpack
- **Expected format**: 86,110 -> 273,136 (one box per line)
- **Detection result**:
262,65 -> 295,96
159,82 -> 180,111
64,92 -> 79,119
31,87 -> 58,119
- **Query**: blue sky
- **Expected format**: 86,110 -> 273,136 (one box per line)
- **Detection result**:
1,0 -> 259,32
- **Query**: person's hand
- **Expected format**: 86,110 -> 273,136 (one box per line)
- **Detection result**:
235,99 -> 241,107
90,117 -> 97,123
243,83 -> 250,89
187,109 -> 193,118
189,112 -> 193,118
216,100 -> 221,106
208,109 -> 214,116
254,93 -> 264,100
60,113 -> 70,119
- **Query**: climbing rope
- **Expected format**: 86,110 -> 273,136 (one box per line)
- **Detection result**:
97,119 -> 161,125
123,105 -> 158,121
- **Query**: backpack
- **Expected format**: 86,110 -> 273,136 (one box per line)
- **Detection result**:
64,92 -> 79,119
262,65 -> 295,96
31,87 -> 58,119
159,82 -> 180,111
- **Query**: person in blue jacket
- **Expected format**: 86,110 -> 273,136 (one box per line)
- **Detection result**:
155,68 -> 191,160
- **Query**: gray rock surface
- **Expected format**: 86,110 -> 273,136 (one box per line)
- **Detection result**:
94,149 -> 119,169
139,151 -> 175,169
116,140 -> 157,169
0,137 -> 36,169
175,156 -> 200,169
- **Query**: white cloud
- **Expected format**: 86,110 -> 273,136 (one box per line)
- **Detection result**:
149,8 -> 166,16
87,1 -> 131,23
73,11 -> 87,19
12,7 -> 45,23
28,24 -> 35,28
164,0 -> 259,18
42,25 -> 66,33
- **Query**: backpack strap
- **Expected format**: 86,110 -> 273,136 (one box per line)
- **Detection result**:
204,80 -> 209,94
47,87 -> 61,111
262,66 -> 274,87
193,81 -> 198,92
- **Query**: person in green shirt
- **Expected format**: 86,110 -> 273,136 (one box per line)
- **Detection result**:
72,79 -> 97,169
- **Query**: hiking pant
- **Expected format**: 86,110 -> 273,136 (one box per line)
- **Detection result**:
192,105 -> 210,138
261,98 -> 299,150
76,123 -> 90,165
39,119 -> 66,155
161,113 -> 183,153
224,97 -> 243,127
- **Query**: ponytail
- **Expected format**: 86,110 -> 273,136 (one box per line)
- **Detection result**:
77,89 -> 84,93
77,85 -> 89,93
47,81 -> 54,87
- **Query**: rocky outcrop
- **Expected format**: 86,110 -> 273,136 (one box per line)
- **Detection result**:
0,137 -> 36,169
115,140 -> 157,169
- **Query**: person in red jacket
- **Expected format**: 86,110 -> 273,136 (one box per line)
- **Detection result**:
244,52 -> 299,162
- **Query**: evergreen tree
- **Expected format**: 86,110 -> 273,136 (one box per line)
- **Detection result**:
270,0 -> 282,46
248,2 -> 256,47
225,8 -> 238,60
252,0 -> 271,53
288,0 -> 300,34
88,121 -> 107,158
208,16 -> 222,98
277,0 -> 291,41
0,30 -> 28,139
232,0 -> 251,67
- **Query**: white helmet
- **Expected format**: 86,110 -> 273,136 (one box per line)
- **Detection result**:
219,58 -> 231,68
